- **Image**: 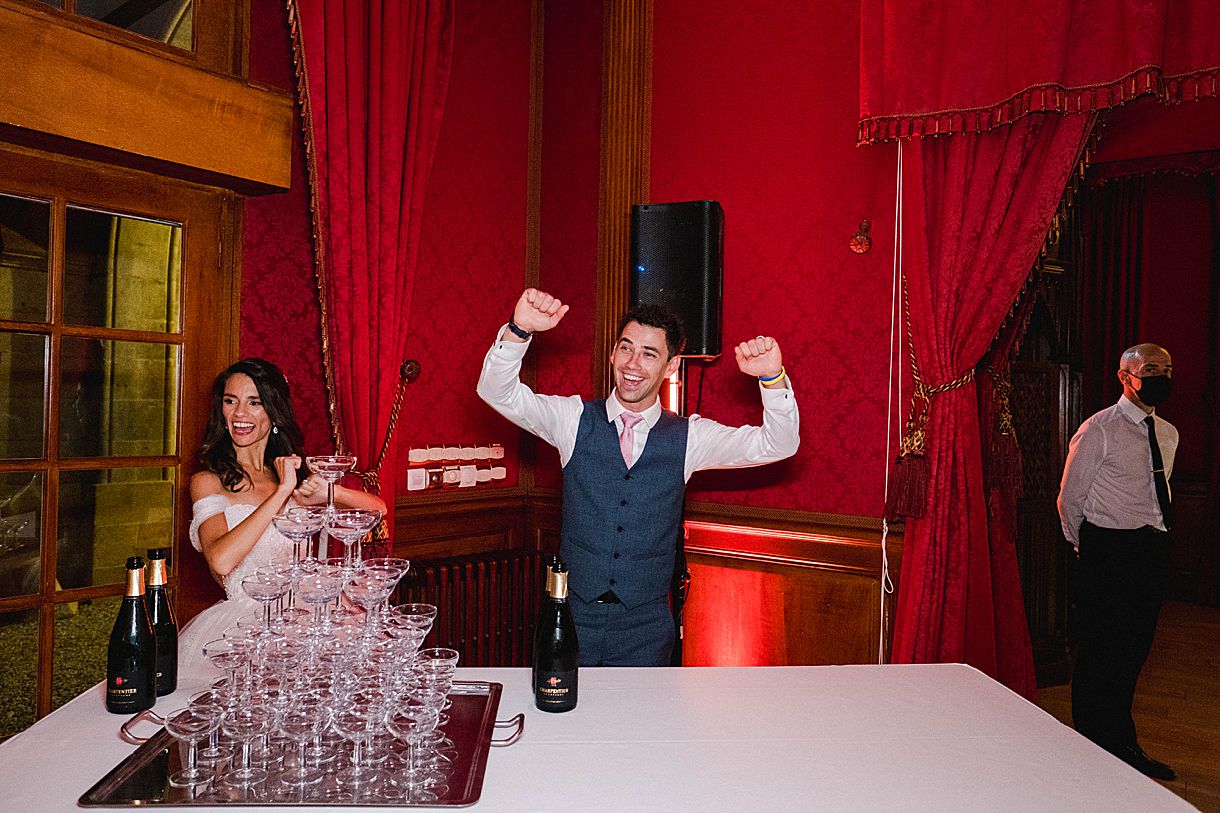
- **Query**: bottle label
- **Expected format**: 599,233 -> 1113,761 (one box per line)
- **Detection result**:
106,681 -> 152,713
535,669 -> 576,707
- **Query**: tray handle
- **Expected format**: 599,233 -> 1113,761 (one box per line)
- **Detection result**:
490,713 -> 525,747
119,708 -> 165,744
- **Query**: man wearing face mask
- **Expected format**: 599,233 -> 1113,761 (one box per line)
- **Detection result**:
1057,343 -> 1177,780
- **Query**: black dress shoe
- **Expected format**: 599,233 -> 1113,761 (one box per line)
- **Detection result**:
1114,744 -> 1176,781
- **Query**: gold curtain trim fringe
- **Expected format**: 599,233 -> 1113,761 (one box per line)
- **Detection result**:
858,64 -> 1220,145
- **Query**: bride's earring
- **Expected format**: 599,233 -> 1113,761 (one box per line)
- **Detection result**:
272,425 -> 280,435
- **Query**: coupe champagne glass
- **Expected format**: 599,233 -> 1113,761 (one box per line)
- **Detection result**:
386,696 -> 444,793
277,707 -> 326,786
332,702 -> 390,788
326,509 -> 381,571
304,455 -> 357,517
220,704 -> 272,787
187,689 -> 231,765
258,561 -> 307,623
273,507 -> 325,565
363,557 -> 410,614
242,572 -> 291,635
202,638 -> 249,706
343,565 -> 402,640
165,707 -> 220,787
390,603 -> 436,635
296,565 -> 344,639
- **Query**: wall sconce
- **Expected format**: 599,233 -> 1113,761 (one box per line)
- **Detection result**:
849,220 -> 872,254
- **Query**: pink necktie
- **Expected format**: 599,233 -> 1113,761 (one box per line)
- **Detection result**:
619,412 -> 643,467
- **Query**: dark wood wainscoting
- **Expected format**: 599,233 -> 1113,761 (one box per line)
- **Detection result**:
681,505 -> 899,666
393,490 -> 901,666
392,487 -> 536,560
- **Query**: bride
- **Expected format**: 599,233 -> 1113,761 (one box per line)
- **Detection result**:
178,358 -> 386,673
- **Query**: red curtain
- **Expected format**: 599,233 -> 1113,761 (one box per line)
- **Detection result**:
892,113 -> 1094,697
859,0 -> 1220,142
976,284 -> 1039,700
291,0 -> 455,542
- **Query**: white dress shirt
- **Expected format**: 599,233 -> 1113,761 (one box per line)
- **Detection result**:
476,326 -> 800,481
1057,395 -> 1178,549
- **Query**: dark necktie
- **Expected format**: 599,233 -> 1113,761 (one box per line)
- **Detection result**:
1143,415 -> 1172,530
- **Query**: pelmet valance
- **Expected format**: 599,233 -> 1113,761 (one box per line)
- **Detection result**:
859,0 -> 1220,143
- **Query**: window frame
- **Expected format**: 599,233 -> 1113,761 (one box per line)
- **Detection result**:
1,0 -> 244,76
0,142 -> 238,720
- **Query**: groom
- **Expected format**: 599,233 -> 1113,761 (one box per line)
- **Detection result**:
477,288 -> 800,666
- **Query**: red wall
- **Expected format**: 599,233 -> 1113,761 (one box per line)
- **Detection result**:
241,1 -> 532,486
397,0 -> 532,491
649,0 -> 898,516
241,1 -> 330,456
241,0 -> 902,520
532,0 -> 603,490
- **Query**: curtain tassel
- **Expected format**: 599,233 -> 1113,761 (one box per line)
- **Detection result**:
885,405 -> 929,521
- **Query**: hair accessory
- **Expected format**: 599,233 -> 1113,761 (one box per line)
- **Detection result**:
506,320 -> 532,340
759,367 -> 786,386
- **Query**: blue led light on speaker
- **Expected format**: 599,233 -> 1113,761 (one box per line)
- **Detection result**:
636,265 -> 647,274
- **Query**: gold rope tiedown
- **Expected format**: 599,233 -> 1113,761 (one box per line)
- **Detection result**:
896,273 -> 976,458
886,274 -> 976,520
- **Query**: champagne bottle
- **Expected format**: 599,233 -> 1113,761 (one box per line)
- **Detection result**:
532,559 -> 578,712
145,548 -> 177,696
105,556 -> 157,714
531,556 -> 560,688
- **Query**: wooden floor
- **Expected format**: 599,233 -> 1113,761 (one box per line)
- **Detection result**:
1037,600 -> 1220,812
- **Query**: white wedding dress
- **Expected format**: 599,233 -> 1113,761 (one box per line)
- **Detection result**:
177,493 -> 296,676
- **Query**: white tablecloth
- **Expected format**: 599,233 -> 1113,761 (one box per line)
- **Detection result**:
0,663 -> 1195,812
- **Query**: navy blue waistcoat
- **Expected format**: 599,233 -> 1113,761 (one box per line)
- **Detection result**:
561,400 -> 688,609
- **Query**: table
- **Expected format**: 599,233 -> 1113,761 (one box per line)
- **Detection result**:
0,664 -> 1195,812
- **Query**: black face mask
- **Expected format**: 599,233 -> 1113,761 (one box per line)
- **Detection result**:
1135,374 -> 1172,406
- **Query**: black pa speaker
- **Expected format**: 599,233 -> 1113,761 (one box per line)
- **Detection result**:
629,200 -> 723,359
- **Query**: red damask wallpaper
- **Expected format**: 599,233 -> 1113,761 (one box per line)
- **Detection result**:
241,0 -> 904,519
396,0 -> 532,493
240,0 -> 331,456
532,0 -> 603,491
650,0 -> 898,517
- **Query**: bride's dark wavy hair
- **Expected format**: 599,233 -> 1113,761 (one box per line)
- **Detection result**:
197,358 -> 307,492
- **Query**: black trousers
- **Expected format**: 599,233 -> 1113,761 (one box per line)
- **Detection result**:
1071,521 -> 1167,751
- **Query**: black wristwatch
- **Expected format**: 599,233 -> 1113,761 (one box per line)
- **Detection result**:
506,320 -> 532,340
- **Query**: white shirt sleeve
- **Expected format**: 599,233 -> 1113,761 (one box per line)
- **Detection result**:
476,326 -> 584,466
684,380 -> 800,481
1057,418 -> 1105,549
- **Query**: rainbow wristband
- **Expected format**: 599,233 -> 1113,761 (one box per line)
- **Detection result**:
759,367 -> 786,386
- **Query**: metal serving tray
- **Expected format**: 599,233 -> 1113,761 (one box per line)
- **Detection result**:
79,681 -> 522,808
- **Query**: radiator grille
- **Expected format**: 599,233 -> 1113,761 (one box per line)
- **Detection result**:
397,549 -> 547,667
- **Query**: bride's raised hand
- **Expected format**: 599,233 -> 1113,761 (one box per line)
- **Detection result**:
273,455 -> 301,499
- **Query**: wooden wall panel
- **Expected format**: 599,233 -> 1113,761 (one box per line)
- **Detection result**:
681,518 -> 898,665
0,3 -> 292,191
392,489 -> 901,665
683,555 -> 881,666
393,489 -> 532,561
594,0 -> 651,396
